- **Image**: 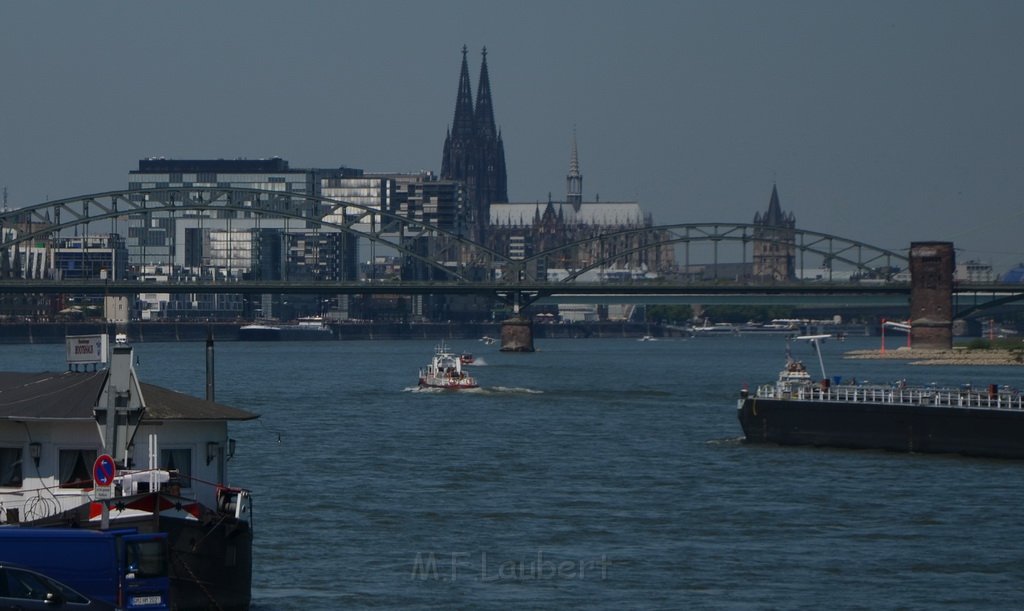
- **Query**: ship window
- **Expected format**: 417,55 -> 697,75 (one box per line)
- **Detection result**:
58,449 -> 97,488
160,449 -> 192,487
0,447 -> 23,487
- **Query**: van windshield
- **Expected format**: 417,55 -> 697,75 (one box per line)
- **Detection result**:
125,540 -> 169,579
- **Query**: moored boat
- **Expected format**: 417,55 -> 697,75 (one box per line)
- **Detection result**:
239,316 -> 333,341
0,334 -> 257,610
419,342 -> 478,389
738,335 -> 1024,459
689,320 -> 739,336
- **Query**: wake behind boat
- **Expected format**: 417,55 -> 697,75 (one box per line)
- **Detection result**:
419,342 -> 478,389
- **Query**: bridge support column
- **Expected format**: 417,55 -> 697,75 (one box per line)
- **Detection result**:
500,316 -> 535,352
909,241 -> 954,350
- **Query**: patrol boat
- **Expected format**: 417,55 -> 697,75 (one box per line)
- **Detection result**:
418,342 -> 479,389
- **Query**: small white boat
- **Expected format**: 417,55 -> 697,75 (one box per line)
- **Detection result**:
419,342 -> 479,389
638,335 -> 657,342
689,319 -> 739,336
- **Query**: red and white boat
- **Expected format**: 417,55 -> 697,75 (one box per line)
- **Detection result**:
419,342 -> 478,389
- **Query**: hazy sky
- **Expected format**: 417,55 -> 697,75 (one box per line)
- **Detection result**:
2,1 -> 1022,271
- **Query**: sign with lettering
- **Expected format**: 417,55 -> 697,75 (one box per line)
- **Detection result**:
66,334 -> 109,365
93,454 -> 116,487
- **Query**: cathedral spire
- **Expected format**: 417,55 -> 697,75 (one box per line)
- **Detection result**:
474,47 -> 497,139
442,46 -> 475,181
440,45 -> 508,242
567,127 -> 583,209
452,45 -> 475,140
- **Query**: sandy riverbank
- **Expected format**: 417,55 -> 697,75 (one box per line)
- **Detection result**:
844,347 -> 1024,366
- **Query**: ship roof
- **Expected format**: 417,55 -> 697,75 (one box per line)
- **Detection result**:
0,371 -> 257,422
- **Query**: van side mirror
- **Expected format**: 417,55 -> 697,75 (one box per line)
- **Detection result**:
45,590 -> 66,605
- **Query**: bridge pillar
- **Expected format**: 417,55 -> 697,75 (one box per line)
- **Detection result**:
500,316 -> 535,352
909,241 -> 954,350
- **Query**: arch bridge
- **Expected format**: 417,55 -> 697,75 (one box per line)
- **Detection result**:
0,187 -> 1016,318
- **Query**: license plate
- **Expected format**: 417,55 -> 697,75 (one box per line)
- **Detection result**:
132,595 -> 163,605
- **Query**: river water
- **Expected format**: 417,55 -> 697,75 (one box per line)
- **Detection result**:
4,335 -> 1023,609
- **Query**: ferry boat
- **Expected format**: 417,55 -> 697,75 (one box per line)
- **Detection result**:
0,334 -> 257,610
738,335 -> 1024,459
419,342 -> 478,389
238,316 -> 333,341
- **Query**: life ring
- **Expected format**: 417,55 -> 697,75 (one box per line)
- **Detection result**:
751,401 -> 757,416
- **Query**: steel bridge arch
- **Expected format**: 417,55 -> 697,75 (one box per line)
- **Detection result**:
0,187 -> 516,282
516,222 -> 908,282
0,190 -> 909,287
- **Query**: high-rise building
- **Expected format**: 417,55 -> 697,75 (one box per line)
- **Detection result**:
127,158 -> 362,319
440,46 -> 508,243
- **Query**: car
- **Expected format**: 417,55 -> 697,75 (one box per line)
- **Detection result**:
0,563 -> 115,610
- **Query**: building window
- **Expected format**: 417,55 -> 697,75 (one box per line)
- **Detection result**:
0,448 -> 23,487
160,448 -> 192,487
58,449 -> 97,488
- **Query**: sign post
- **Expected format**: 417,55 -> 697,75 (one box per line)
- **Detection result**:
93,454 -> 116,529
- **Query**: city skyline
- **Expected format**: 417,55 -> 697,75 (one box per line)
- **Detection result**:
2,1 -> 1023,272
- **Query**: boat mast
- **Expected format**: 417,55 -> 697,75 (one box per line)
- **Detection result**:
796,334 -> 831,381
95,342 -> 145,468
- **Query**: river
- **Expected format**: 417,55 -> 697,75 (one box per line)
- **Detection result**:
3,335 -> 1023,609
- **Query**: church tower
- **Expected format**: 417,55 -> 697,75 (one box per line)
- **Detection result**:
752,184 -> 796,282
440,46 -> 507,241
566,129 -> 582,210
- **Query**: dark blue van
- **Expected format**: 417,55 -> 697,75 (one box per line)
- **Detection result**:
0,527 -> 169,610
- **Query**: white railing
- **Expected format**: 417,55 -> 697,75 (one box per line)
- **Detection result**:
755,383 -> 1024,411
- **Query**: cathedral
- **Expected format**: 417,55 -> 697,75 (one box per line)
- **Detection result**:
440,46 -> 508,243
439,47 -> 670,281
488,131 -> 672,280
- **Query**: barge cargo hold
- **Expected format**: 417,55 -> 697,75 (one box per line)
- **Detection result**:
738,384 -> 1024,459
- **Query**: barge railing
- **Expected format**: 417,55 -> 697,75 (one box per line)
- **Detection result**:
754,384 -> 1024,410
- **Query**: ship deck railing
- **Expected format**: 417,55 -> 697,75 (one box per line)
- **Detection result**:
755,384 -> 1024,411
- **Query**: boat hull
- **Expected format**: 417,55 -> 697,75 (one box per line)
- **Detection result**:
738,397 -> 1024,459
30,494 -> 252,611
238,326 -> 333,341
418,378 -> 478,390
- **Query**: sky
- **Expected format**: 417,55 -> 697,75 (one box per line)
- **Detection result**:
2,1 -> 1023,272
